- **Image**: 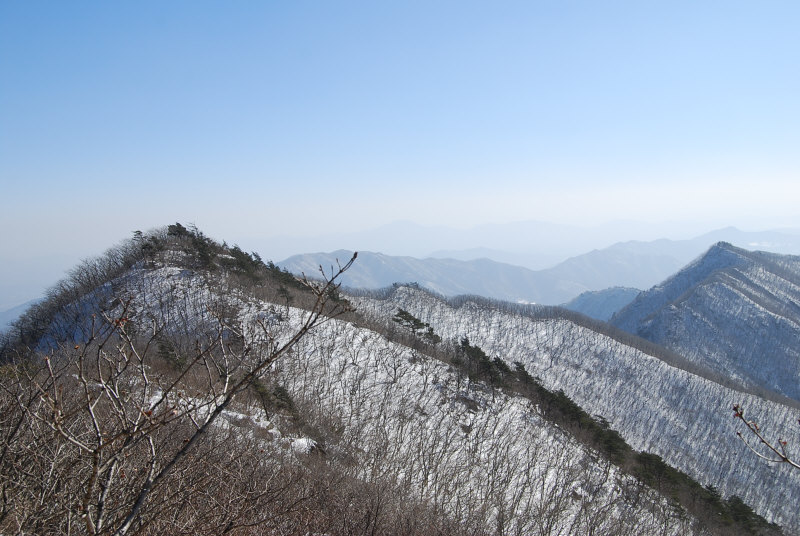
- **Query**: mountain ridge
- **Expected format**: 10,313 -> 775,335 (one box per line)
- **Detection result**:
612,242 -> 800,402
3,225 -> 798,534
3,225 -> 752,535
353,284 -> 800,531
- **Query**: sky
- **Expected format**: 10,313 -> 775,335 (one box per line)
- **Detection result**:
1,1 -> 800,309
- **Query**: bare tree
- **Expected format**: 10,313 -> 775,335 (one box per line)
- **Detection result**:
0,250 -> 357,535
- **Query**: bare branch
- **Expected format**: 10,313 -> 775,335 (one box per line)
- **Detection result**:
733,403 -> 800,471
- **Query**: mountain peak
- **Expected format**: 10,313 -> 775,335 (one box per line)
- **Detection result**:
610,243 -> 752,335
612,242 -> 800,402
711,240 -> 734,249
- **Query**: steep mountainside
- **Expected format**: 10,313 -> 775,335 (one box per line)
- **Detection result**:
5,226 -> 740,535
353,286 -> 800,531
612,243 -> 800,402
564,287 -> 641,321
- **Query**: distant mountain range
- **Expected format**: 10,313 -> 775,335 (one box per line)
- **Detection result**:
563,287 -> 641,321
0,299 -> 38,334
257,220 -> 800,271
260,219 -> 709,269
279,227 -> 800,305
279,251 -> 565,303
612,242 -> 800,402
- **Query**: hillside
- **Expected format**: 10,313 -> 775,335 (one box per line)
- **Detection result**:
1,225 -> 793,534
0,225 -> 713,536
612,242 -> 800,402
353,286 -> 800,532
539,239 -> 691,292
278,250 -> 649,306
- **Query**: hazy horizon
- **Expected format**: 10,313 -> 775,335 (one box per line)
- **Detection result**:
3,218 -> 800,312
2,2 -> 799,309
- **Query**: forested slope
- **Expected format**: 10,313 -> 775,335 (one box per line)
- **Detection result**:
353,286 -> 800,531
1,225 -> 727,535
612,242 -> 800,401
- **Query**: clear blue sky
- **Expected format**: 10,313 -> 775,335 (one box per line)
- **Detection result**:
1,1 -> 799,308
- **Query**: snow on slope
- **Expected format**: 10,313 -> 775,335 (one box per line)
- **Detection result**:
544,228 -> 800,295
353,286 -> 800,531
612,243 -> 800,402
278,319 -> 693,535
111,265 -> 696,535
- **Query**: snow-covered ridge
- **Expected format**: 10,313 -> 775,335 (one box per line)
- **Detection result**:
352,285 -> 800,531
108,264 -> 698,534
9,245 -> 788,533
612,242 -> 800,402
